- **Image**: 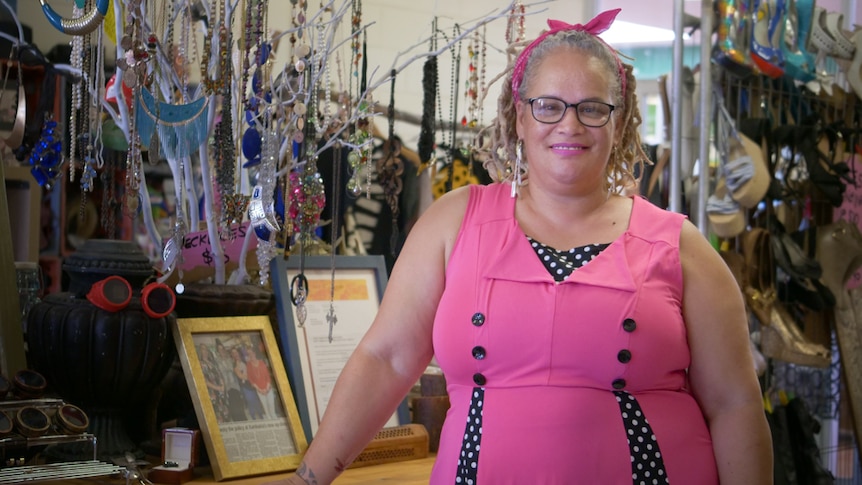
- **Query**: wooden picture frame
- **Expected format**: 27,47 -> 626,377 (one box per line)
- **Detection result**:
172,316 -> 307,481
272,255 -> 409,440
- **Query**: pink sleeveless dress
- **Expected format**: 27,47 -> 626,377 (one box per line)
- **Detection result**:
430,183 -> 718,484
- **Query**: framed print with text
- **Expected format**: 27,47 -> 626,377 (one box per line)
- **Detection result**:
173,316 -> 307,481
272,255 -> 409,440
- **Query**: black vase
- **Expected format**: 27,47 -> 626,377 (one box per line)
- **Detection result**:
25,239 -> 175,461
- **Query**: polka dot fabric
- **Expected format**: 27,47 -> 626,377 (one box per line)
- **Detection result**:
528,238 -> 611,281
615,391 -> 669,484
455,388 -> 484,484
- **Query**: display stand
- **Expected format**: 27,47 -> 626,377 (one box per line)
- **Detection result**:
0,398 -> 126,483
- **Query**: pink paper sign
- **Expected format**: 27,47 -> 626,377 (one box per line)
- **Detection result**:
834,155 -> 862,290
181,222 -> 259,270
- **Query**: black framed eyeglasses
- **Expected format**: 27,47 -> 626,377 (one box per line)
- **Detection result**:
526,96 -> 615,127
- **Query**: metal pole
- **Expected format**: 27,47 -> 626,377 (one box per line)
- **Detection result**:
670,0 -> 684,213
697,0 -> 713,235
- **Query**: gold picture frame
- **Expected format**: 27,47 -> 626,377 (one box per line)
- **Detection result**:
173,316 -> 307,481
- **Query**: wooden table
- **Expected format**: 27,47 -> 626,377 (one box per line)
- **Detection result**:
191,456 -> 435,484
37,456 -> 436,484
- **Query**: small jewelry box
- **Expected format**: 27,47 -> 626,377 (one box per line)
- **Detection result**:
147,428 -> 200,484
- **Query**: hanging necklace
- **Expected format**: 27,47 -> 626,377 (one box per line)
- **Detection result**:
464,30 -> 480,129
77,1 -> 100,223
68,13 -> 83,184
444,25 -> 462,194
346,1 -> 370,199
326,140 -> 342,342
376,70 -> 403,257
506,1 -> 526,45
118,0 -> 151,219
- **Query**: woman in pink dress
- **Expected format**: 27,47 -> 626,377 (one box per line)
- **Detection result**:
270,8 -> 772,484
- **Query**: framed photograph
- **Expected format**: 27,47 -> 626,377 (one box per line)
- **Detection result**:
172,315 -> 307,481
272,255 -> 409,440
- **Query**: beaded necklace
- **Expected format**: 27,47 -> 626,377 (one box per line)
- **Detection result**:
346,0 -> 369,198
463,29 -> 485,129
443,25 -> 462,194
417,21 -> 438,172
69,0 -> 107,222
376,70 -> 403,257
506,1 -> 526,45
118,0 -> 151,218
68,22 -> 83,184
200,0 -> 228,95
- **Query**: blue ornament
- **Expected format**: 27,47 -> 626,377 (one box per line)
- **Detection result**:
259,43 -> 272,63
241,127 -> 261,157
254,224 -> 271,241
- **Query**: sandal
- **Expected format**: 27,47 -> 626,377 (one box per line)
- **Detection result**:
769,216 -> 822,281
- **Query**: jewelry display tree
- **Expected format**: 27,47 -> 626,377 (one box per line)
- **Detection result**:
9,0 -> 533,473
28,0 -> 524,315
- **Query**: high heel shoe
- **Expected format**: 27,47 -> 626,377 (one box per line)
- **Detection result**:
742,228 -> 831,368
715,0 -> 756,77
817,220 -> 862,307
790,123 -> 852,207
780,0 -> 817,83
847,30 -> 862,101
769,217 -> 822,280
751,0 -> 787,78
805,6 -> 840,94
823,11 -> 856,60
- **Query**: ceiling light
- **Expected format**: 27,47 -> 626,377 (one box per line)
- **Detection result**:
599,20 -> 681,45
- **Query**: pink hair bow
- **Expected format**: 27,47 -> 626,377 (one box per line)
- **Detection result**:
546,8 -> 620,35
511,8 -> 625,103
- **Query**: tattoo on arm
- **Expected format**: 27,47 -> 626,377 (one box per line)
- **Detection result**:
295,463 -> 318,485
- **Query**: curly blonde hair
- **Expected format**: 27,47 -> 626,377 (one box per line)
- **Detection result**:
482,29 -> 648,194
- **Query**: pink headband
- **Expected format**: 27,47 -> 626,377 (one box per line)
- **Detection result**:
511,8 -> 626,104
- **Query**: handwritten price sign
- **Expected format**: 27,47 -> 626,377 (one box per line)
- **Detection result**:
834,156 -> 862,290
180,222 -> 259,271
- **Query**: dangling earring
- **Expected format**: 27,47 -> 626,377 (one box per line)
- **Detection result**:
607,145 -> 619,198
511,139 -> 524,198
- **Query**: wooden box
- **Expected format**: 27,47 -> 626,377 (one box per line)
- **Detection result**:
349,424 -> 429,469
